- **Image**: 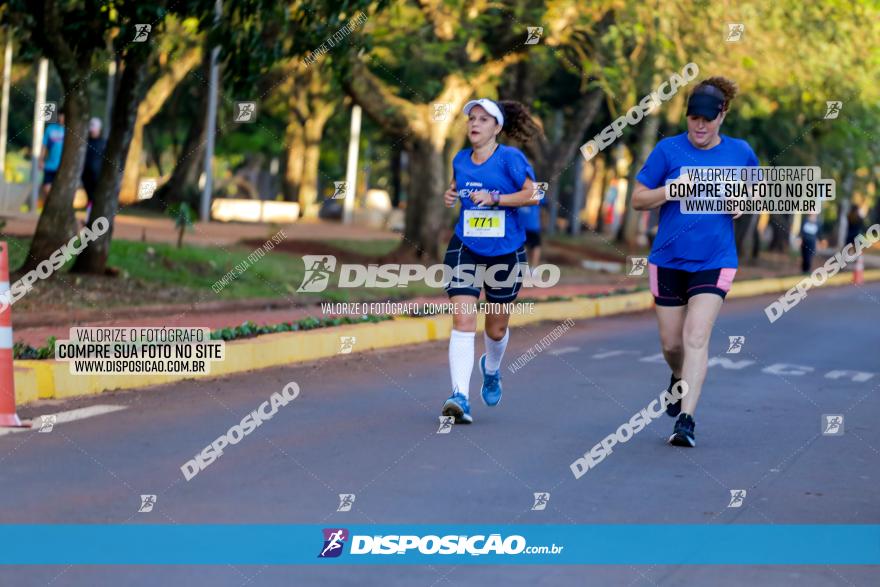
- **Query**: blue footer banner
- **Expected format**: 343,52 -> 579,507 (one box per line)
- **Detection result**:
1,525 -> 878,565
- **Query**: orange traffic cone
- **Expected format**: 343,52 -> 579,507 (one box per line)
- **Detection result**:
853,254 -> 864,285
0,242 -> 28,428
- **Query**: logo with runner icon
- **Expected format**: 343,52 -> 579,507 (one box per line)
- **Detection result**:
432,103 -> 451,122
132,24 -> 152,42
138,494 -> 157,513
627,256 -> 648,276
822,414 -> 844,436
298,255 -> 337,293
337,494 -> 356,512
332,181 -> 348,199
727,336 -> 745,354
525,27 -> 543,45
339,336 -> 356,354
531,182 -> 548,201
318,528 -> 349,558
234,102 -> 257,123
437,416 -> 454,434
38,414 -> 57,433
40,102 -> 57,122
531,492 -> 550,511
823,101 -> 842,120
726,23 -> 744,42
727,489 -> 746,508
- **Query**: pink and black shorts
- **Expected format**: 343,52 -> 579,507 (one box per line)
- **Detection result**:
649,263 -> 736,307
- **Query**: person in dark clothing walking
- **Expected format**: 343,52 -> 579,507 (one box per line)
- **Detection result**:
799,213 -> 820,274
845,207 -> 865,247
82,118 -> 106,216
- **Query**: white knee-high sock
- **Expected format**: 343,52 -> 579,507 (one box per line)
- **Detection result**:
449,330 -> 476,398
484,328 -> 509,374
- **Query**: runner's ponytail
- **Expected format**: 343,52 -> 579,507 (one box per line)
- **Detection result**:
497,100 -> 541,143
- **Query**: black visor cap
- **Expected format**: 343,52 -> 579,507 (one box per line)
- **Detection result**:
686,93 -> 724,120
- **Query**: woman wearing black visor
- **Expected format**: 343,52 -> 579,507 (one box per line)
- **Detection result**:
631,77 -> 759,447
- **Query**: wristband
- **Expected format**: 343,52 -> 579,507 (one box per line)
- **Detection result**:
492,193 -> 501,205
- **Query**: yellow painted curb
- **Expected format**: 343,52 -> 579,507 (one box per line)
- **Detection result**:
510,299 -> 599,327
12,365 -> 40,404
596,292 -> 654,316
13,269 -> 880,405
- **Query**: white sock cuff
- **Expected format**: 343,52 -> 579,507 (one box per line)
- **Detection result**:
452,329 -> 476,340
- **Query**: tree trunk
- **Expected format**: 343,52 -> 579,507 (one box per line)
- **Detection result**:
404,137 -> 447,260
837,171 -> 855,247
151,55 -> 211,208
570,156 -> 584,235
71,51 -> 150,274
545,180 -> 562,236
595,156 -> 609,234
118,47 -> 201,204
584,156 -> 606,230
619,112 -> 659,246
146,125 -> 164,176
22,92 -> 88,273
283,120 -> 304,202
299,104 -> 333,218
529,91 -> 603,236
342,51 -> 524,259
768,214 -> 793,252
735,213 -> 761,261
544,111 -> 564,236
120,122 -> 147,203
390,145 -> 402,207
298,131 -> 321,217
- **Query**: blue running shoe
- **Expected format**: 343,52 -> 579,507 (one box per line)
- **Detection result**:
442,391 -> 473,424
479,354 -> 502,407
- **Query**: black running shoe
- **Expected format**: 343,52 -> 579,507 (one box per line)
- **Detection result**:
669,413 -> 696,447
665,374 -> 683,417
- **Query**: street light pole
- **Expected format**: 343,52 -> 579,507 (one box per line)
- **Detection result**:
200,0 -> 222,223
343,104 -> 361,225
0,34 -> 12,176
29,58 -> 48,211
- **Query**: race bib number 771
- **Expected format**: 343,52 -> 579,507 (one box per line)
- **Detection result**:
463,209 -> 504,237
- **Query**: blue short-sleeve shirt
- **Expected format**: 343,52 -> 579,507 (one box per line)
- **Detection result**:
517,200 -> 543,232
42,123 -> 65,172
453,144 -> 536,256
636,132 -> 759,271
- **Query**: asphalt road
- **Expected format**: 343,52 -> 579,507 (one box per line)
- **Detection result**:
2,282 -> 878,586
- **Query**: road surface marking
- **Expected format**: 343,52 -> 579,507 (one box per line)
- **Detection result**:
0,405 -> 127,437
548,346 -> 579,356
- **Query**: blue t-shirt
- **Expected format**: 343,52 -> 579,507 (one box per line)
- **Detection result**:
42,123 -> 65,171
636,132 -> 759,271
453,144 -> 536,256
517,197 -> 544,232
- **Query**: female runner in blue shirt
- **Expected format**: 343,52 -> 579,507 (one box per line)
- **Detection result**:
441,98 -> 540,424
632,77 -> 759,447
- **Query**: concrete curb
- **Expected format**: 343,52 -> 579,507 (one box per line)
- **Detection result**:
13,270 -> 880,405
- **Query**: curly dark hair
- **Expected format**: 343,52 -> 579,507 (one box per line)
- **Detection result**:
692,76 -> 739,112
497,100 -> 541,143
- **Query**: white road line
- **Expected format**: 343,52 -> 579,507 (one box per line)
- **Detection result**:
548,346 -> 580,356
0,405 -> 127,437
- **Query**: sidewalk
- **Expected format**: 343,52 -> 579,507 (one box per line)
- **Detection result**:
11,283 -> 626,346
0,212 -> 401,246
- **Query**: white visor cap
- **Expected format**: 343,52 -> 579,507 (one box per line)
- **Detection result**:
463,99 -> 504,128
